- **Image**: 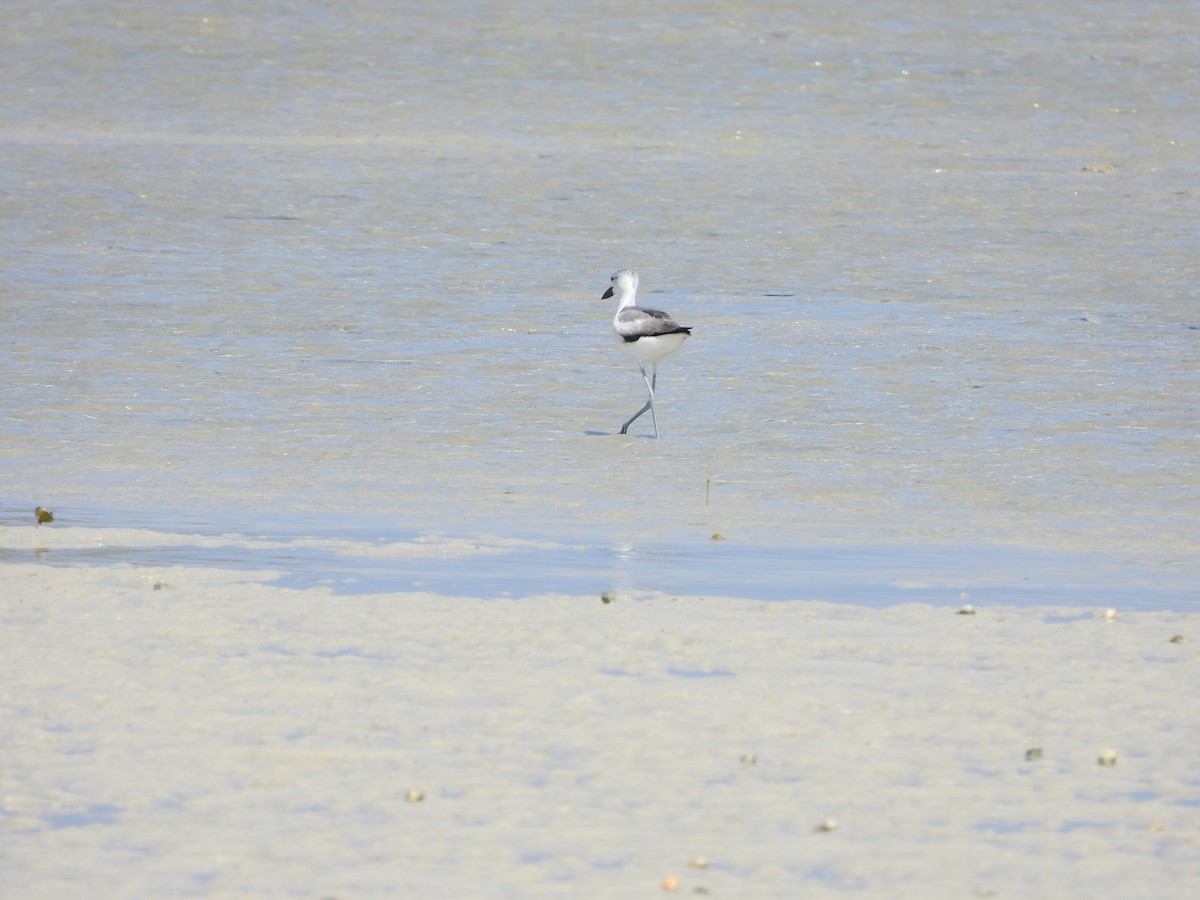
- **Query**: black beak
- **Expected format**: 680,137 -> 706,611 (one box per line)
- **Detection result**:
602,287 -> 613,299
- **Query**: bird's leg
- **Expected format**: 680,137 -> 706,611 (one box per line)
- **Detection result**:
620,362 -> 655,435
619,400 -> 651,434
646,365 -> 660,438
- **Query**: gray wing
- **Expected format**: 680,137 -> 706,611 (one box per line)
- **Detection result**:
615,306 -> 690,340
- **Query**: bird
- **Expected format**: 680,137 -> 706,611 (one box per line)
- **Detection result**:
35,506 -> 54,527
603,269 -> 691,438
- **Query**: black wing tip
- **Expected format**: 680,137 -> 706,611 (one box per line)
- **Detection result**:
624,326 -> 692,342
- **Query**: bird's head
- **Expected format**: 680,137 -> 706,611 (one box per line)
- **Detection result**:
602,269 -> 638,301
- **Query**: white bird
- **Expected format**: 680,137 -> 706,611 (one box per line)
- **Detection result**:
603,269 -> 692,438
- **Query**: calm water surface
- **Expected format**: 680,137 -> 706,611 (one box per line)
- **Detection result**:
2,1 -> 1197,604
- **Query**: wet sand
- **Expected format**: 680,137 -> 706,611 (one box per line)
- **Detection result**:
5,557 -> 1198,897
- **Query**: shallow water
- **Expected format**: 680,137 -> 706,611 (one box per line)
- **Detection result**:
2,0 -> 1198,604
2,507 -> 1193,611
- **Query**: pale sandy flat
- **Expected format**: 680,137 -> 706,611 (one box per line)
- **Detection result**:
4,561 -> 1198,898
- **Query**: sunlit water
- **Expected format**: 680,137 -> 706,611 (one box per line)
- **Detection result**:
2,1 -> 1197,607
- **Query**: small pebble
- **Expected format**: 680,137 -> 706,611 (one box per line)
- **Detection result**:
662,874 -> 680,892
1025,748 -> 1044,761
405,788 -> 425,803
1098,750 -> 1118,767
1104,608 -> 1118,621
815,818 -> 838,832
710,533 -> 725,541
957,605 -> 976,616
601,591 -> 616,604
740,753 -> 756,766
1169,634 -> 1185,644
688,856 -> 708,869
